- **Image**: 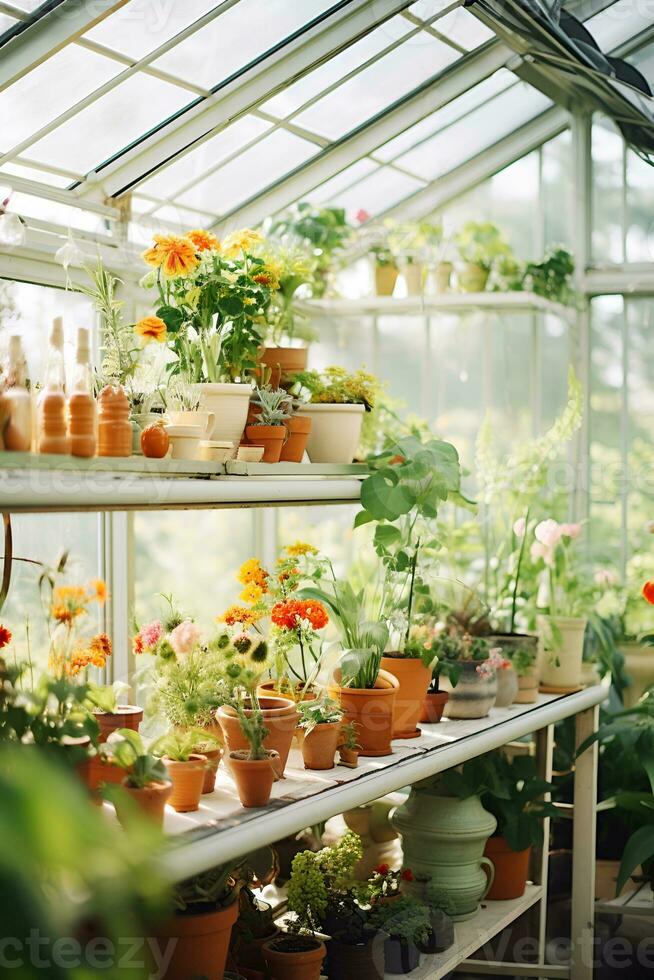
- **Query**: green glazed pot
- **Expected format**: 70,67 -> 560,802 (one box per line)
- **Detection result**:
391,782 -> 496,920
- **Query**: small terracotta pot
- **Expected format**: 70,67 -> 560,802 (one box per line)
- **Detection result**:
280,414 -> 312,463
484,837 -> 531,900
329,670 -> 399,757
118,780 -> 172,828
164,754 -> 207,812
262,935 -> 326,980
85,753 -> 126,796
229,750 -> 277,808
259,346 -> 308,388
94,705 -> 143,743
244,424 -> 286,463
217,697 -> 299,777
201,746 -> 223,794
154,898 -> 239,980
381,655 -> 431,738
256,680 -> 316,703
338,746 -> 359,768
234,925 -> 281,974
302,721 -> 341,770
419,690 -> 449,723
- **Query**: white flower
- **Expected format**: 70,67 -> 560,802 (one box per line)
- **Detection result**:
560,522 -> 582,540
531,540 -> 555,568
534,519 -> 563,548
513,517 -> 527,538
169,620 -> 201,657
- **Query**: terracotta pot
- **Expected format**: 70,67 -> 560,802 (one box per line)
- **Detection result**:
620,641 -> 653,707
229,750 -> 277,808
458,262 -> 489,292
94,705 -> 143,743
280,414 -> 312,463
374,264 -> 399,297
338,746 -> 359,768
85,753 -> 126,795
326,938 -> 380,980
259,346 -> 308,388
262,935 -> 326,980
484,837 -> 531,900
302,403 -> 365,465
494,664 -> 519,707
154,898 -> 239,980
440,660 -> 497,719
201,747 -> 223,794
538,615 -> 587,692
256,680 -> 316,703
419,690 -> 449,723
381,655 -> 431,738
217,697 -> 299,777
302,721 -> 341,770
329,669 -> 398,757
164,754 -> 207,812
118,780 -> 172,828
244,424 -> 286,463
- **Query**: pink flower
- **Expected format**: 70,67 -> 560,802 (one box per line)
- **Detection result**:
594,568 -> 618,587
169,620 -> 201,657
139,620 -> 163,651
355,208 -> 371,224
560,522 -> 582,540
513,517 -> 527,538
534,519 -> 563,548
530,540 -> 555,567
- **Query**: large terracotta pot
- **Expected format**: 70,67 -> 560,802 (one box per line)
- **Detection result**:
244,424 -> 286,463
538,615 -> 587,692
259,346 -> 308,388
155,898 -> 239,980
329,669 -> 399,757
94,705 -> 143,743
262,935 -> 326,980
302,403 -> 365,465
419,690 -> 449,723
191,382 -> 252,443
391,782 -> 496,920
164,754 -> 207,812
374,264 -> 399,297
440,660 -> 497,719
621,640 -> 654,707
118,780 -> 172,828
280,414 -> 312,463
217,697 -> 299,776
301,721 -> 341,770
487,632 -> 540,703
229,750 -> 277,808
494,663 -> 519,708
484,836 -> 531,900
380,655 -> 431,738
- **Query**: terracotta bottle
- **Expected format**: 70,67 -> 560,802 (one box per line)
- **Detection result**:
68,327 -> 97,458
98,384 -> 131,457
37,317 -> 70,455
3,336 -> 32,451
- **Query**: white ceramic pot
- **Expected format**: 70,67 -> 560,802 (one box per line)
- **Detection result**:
237,445 -> 265,462
537,615 -> 588,692
301,403 -> 365,465
432,261 -> 453,294
165,424 -> 203,460
402,262 -> 424,296
166,410 -> 215,439
190,382 -> 251,443
495,664 -> 519,708
198,440 -> 234,463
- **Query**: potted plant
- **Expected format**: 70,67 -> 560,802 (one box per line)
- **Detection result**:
152,729 -> 208,813
410,877 -> 455,954
101,728 -> 172,828
142,228 -> 274,443
228,704 -> 279,808
367,864 -> 413,905
262,932 -> 327,980
338,719 -> 360,768
189,731 -> 223,794
281,400 -> 313,463
258,244 -> 317,385
454,221 -> 513,292
290,366 -> 381,465
231,885 -> 281,975
493,653 -> 519,707
405,623 -> 455,724
365,895 -> 430,975
523,245 -> 577,306
244,386 -> 292,463
85,681 -> 144,743
268,202 -> 352,299
297,695 -> 343,770
371,244 -> 399,297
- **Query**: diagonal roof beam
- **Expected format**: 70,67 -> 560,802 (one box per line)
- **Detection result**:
78,0 -> 418,201
0,0 -> 127,92
212,41 -> 513,232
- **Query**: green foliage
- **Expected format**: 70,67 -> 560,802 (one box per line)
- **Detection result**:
152,727 -> 209,762
76,259 -> 140,392
101,728 -> 170,789
250,386 -> 292,426
455,221 -> 513,272
155,646 -> 229,729
235,705 -> 269,761
297,695 -> 343,734
173,863 -> 237,914
291,365 -> 382,410
267,203 -> 352,297
511,644 -> 538,677
287,831 -> 363,933
523,246 -> 577,306
366,895 -> 430,945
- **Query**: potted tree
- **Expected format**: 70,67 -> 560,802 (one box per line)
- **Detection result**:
244,386 -> 293,463
290,366 -> 382,464
152,729 -> 208,813
297,695 -> 344,770
454,221 -> 513,292
101,728 -> 172,828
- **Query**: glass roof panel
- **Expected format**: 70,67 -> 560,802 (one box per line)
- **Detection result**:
27,73 -> 193,173
10,1 -> 47,10
374,69 -> 515,162
176,128 -> 319,215
137,115 -> 271,200
395,83 -> 551,180
153,0 -> 342,91
307,158 -> 379,205
432,9 -> 495,50
410,0 -> 456,19
261,16 -> 413,118
149,203 -> 216,227
585,1 -> 653,50
319,165 -> 425,219
0,13 -> 18,35
0,44 -> 120,150
293,33 -> 461,140
0,161 -> 71,189
83,0 -> 221,60
631,39 -> 654,84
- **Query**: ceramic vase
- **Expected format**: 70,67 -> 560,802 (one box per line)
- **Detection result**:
440,660 -> 497,719
494,664 -> 519,708
537,615 -> 587,692
302,403 -> 365,465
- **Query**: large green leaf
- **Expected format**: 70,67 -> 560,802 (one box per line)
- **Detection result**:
617,823 -> 654,894
156,304 -> 184,333
360,472 -> 413,521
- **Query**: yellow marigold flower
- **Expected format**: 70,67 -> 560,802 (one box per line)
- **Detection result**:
252,267 -> 280,290
217,605 -> 265,627
135,316 -> 167,345
237,558 -> 269,590
222,228 -> 264,258
240,583 -> 264,604
186,229 -> 221,252
142,234 -> 199,278
90,579 -> 108,604
285,542 -> 318,557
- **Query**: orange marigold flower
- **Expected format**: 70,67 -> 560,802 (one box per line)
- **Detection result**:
90,633 -> 112,660
217,605 -> 265,627
252,270 -> 280,290
237,559 -> 269,591
90,579 -> 108,603
285,542 -> 318,557
142,234 -> 198,278
186,229 -> 221,252
0,625 -> 11,649
135,316 -> 167,345
133,633 -> 144,655
271,599 -> 328,632
643,581 -> 654,605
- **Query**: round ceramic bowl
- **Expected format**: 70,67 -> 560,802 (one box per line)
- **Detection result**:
237,445 -> 265,463
198,440 -> 235,463
165,424 -> 204,460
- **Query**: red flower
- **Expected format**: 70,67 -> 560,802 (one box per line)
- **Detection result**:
0,625 -> 12,649
643,581 -> 654,605
401,868 -> 414,882
271,599 -> 329,632
374,864 -> 390,876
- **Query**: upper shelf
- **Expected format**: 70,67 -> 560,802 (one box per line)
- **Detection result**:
296,291 -> 577,322
0,453 -> 365,512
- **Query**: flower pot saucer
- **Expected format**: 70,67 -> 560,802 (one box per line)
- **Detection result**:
539,683 -> 583,694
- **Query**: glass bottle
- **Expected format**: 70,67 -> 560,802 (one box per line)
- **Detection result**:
68,327 -> 97,458
37,317 -> 70,455
3,335 -> 32,451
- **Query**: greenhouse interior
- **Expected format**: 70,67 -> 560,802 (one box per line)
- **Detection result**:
2,1 -> 654,978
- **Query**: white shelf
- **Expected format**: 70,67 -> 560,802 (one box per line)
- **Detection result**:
296,291 -> 576,322
595,882 -> 654,916
157,686 -> 606,884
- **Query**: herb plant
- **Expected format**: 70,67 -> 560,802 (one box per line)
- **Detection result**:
250,386 -> 292,426
101,728 -> 170,789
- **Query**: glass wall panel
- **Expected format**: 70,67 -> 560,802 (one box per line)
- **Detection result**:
591,117 -> 624,264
